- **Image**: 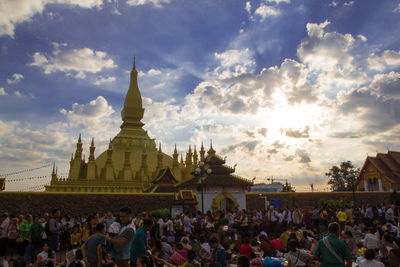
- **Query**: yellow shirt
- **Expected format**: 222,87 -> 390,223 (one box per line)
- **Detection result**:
336,211 -> 347,222
70,232 -> 82,245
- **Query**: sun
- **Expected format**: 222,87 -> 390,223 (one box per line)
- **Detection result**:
258,92 -> 322,142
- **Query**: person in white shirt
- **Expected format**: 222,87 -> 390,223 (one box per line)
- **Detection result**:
183,213 -> 193,234
36,243 -> 56,266
157,217 -> 165,238
364,228 -> 380,250
358,248 -> 384,267
385,204 -> 395,223
166,216 -> 174,236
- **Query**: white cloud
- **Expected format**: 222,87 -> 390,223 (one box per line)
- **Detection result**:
245,2 -> 252,15
254,4 -> 280,21
357,34 -> 367,42
266,0 -> 290,3
297,20 -> 369,90
343,1 -> 355,7
0,0 -> 103,38
29,43 -> 116,78
213,48 -> 255,79
0,87 -> 7,96
94,76 -> 116,85
368,50 -> 400,71
329,1 -> 338,7
7,73 -> 24,84
126,0 -> 171,8
14,90 -> 22,97
393,3 -> 400,13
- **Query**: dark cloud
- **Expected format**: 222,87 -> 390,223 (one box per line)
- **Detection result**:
284,155 -> 294,161
220,140 -> 261,155
296,149 -> 311,164
339,88 -> 400,132
282,126 -> 310,138
244,127 -> 268,138
330,131 -> 364,139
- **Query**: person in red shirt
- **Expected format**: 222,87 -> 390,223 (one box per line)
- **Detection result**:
239,238 -> 254,259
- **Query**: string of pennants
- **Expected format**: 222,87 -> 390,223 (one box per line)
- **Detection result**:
5,175 -> 51,183
0,163 -> 53,177
18,183 -> 50,192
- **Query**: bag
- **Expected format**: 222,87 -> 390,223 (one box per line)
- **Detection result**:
170,252 -> 186,266
323,237 -> 344,265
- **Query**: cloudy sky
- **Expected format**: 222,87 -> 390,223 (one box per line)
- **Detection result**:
0,0 -> 400,191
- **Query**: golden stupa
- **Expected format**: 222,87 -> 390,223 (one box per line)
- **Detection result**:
45,58 -> 206,193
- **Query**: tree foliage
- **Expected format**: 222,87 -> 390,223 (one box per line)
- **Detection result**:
281,182 -> 296,192
326,161 -> 360,192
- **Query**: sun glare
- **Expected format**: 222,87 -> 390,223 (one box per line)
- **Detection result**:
259,92 -> 321,142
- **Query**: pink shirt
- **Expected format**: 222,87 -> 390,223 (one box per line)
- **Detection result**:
7,224 -> 18,239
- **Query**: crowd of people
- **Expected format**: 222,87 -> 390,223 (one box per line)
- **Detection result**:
1,203 -> 400,267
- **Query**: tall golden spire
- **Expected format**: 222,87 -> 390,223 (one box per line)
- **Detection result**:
120,56 -> 144,129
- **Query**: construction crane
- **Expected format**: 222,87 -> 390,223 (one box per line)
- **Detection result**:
266,176 -> 288,184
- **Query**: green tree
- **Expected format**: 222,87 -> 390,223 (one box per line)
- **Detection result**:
326,161 -> 359,191
281,182 -> 295,192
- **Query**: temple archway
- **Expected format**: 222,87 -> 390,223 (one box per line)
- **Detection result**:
211,189 -> 239,211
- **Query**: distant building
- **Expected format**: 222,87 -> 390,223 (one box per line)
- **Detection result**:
356,151 -> 400,191
251,182 -> 283,193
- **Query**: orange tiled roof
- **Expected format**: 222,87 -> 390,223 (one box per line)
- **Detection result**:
357,151 -> 400,185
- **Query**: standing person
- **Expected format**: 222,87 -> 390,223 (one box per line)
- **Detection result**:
30,215 -> 45,263
6,217 -> 19,261
313,222 -> 353,267
82,223 -> 106,267
385,204 -> 395,223
131,219 -> 153,267
107,207 -> 135,267
312,207 -> 320,233
47,209 -> 62,255
157,217 -> 165,239
18,214 -> 33,257
0,213 -> 10,260
102,212 -> 115,234
183,213 -> 193,235
336,209 -> 347,232
269,207 -> 279,238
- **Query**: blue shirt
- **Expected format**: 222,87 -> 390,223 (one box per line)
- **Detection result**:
130,226 -> 147,262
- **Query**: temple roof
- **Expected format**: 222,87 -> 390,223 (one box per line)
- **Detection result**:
177,173 -> 253,188
145,167 -> 179,193
357,151 -> 400,185
177,154 -> 252,188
